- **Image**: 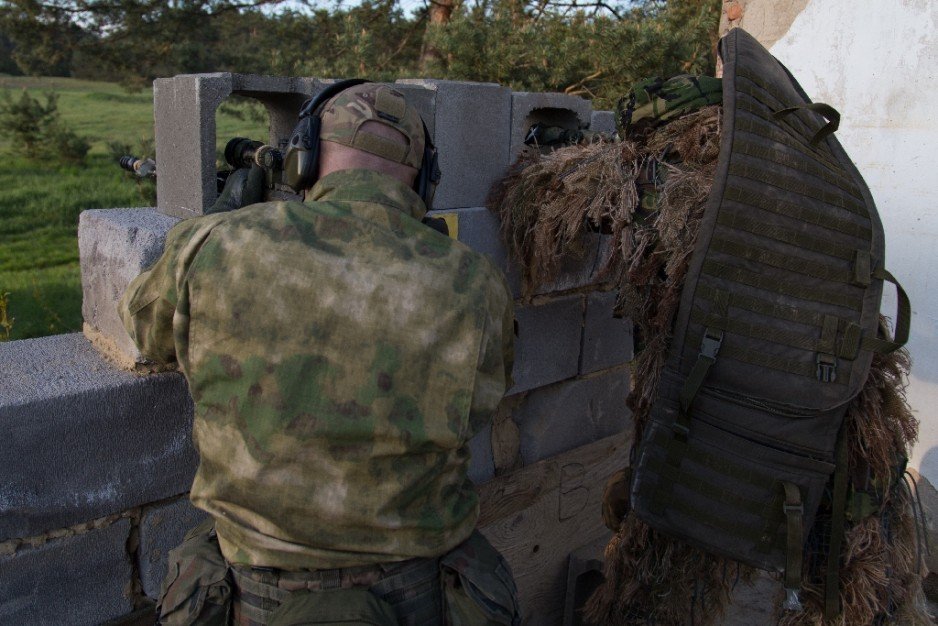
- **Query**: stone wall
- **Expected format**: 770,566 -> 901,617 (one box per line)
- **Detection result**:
0,75 -> 633,625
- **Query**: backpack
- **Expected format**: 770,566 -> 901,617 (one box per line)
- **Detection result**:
616,74 -> 723,139
629,28 -> 910,613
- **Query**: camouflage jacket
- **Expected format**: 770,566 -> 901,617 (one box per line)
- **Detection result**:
119,169 -> 515,570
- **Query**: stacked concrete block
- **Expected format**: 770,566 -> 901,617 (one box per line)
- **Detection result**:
0,519 -> 134,625
154,73 -> 321,217
79,208 -> 180,369
581,291 -> 633,375
137,497 -> 209,599
513,367 -> 630,464
395,79 -> 512,209
590,109 -> 617,135
509,91 -> 592,161
511,294 -> 586,395
0,333 -> 197,540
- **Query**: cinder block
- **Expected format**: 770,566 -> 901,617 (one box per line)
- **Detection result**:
79,208 -> 180,368
581,291 -> 633,375
563,535 -> 610,626
395,80 -> 512,209
589,110 -> 617,135
510,295 -> 585,395
467,424 -> 495,485
0,519 -> 133,625
0,334 -> 196,541
426,208 -> 610,298
509,91 -> 592,162
514,368 -> 630,464
138,497 -> 210,599
154,73 -> 321,217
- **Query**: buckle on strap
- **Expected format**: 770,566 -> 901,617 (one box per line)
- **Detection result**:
701,329 -> 724,360
816,353 -> 838,383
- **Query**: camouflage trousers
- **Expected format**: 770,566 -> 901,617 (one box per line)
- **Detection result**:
230,557 -> 442,625
158,520 -> 521,626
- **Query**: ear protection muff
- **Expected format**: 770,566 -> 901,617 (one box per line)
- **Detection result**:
283,79 -> 442,210
283,78 -> 369,195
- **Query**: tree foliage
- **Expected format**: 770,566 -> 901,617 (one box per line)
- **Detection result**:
0,0 -> 720,107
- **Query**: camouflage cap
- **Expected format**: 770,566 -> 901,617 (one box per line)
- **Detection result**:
320,83 -> 425,170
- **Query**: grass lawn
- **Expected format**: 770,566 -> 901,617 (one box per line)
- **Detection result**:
0,75 -> 266,340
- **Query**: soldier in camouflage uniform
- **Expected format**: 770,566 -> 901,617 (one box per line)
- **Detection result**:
119,83 -> 520,625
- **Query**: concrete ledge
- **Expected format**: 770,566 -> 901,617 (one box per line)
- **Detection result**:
0,334 -> 196,540
79,208 -> 180,369
0,519 -> 133,625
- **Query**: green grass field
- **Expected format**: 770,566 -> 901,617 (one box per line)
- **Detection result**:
0,76 -> 266,340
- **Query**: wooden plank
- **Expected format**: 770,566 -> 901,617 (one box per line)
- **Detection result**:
477,432 -> 632,625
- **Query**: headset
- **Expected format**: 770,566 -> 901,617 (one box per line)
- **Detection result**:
282,79 -> 442,209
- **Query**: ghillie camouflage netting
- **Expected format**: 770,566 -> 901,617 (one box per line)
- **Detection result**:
488,106 -> 930,625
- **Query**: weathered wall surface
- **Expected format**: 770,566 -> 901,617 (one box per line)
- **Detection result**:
721,0 -> 938,488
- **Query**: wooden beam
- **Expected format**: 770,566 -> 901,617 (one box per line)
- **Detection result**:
477,432 -> 632,624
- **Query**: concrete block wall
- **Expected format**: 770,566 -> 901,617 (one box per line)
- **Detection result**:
1,76 -> 629,624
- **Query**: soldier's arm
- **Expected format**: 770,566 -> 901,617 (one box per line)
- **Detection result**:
118,216 -> 220,367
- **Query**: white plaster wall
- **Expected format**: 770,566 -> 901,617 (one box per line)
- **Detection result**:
762,0 -> 938,482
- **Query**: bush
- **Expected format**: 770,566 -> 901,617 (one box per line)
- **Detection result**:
0,89 -> 90,165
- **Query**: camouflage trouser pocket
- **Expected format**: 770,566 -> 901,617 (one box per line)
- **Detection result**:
158,518 -> 232,626
439,531 -> 521,626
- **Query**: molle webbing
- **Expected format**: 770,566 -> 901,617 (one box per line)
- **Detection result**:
631,28 -> 909,602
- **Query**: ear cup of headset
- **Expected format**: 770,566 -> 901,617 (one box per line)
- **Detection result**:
283,79 -> 441,208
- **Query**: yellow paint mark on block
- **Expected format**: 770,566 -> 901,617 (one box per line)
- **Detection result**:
436,213 -> 459,240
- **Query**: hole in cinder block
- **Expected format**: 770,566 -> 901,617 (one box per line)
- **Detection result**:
213,90 -> 312,205
522,107 -> 585,156
563,536 -> 609,626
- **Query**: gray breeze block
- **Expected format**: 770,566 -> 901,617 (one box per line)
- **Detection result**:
138,497 -> 210,599
514,367 -> 631,465
581,290 -> 633,375
590,109 -> 617,135
0,519 -> 133,625
510,294 -> 585,395
467,424 -> 496,485
0,334 -> 197,541
154,73 -> 321,218
426,207 -> 610,299
509,91 -> 592,162
79,208 -> 180,367
395,79 -> 512,209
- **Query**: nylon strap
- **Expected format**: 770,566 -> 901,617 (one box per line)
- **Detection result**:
732,137 -> 862,201
717,209 -> 864,262
702,259 -> 864,310
824,432 -> 850,620
774,102 -> 841,146
663,491 -> 773,546
651,429 -> 778,489
782,481 -> 804,592
696,282 -> 829,328
737,67 -> 842,149
870,268 -> 911,351
646,456 -> 773,518
729,163 -> 867,217
710,235 -> 856,284
723,186 -> 871,240
691,308 -> 826,353
351,131 -> 409,164
685,329 -> 846,382
734,106 -> 849,178
679,327 -> 724,414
